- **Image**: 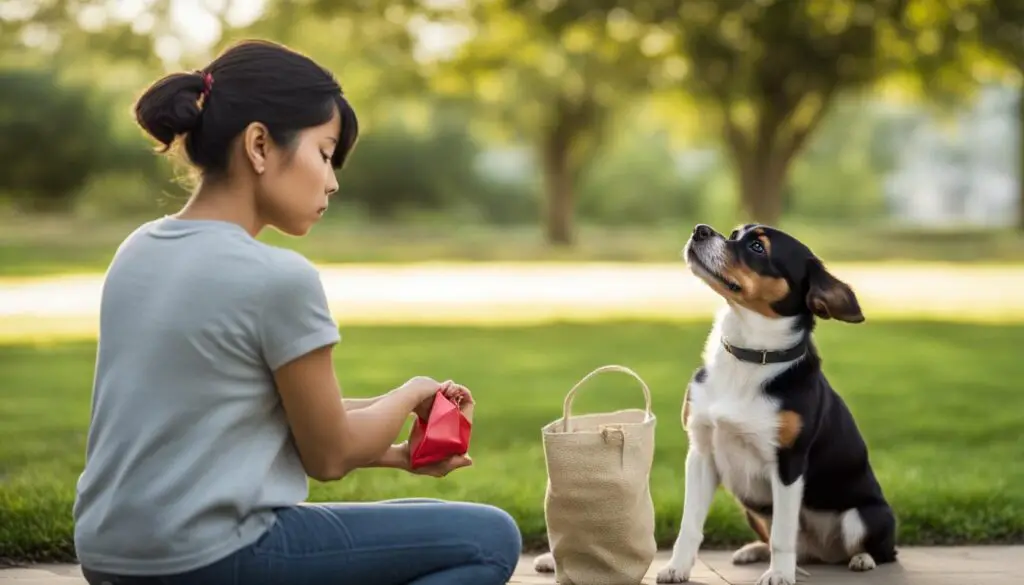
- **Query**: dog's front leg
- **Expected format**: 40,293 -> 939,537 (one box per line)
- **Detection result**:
757,458 -> 806,585
656,444 -> 719,583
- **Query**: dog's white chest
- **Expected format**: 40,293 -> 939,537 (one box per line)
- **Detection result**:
688,372 -> 780,504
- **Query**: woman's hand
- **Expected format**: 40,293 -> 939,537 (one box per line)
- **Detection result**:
442,381 -> 474,421
398,376 -> 444,420
408,379 -> 475,421
380,442 -> 473,477
412,452 -> 473,478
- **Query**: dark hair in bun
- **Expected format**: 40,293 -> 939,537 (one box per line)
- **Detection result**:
133,39 -> 358,179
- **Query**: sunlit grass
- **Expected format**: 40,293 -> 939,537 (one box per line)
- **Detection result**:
1,319 -> 1023,561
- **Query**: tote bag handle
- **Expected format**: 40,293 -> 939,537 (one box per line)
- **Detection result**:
562,365 -> 653,432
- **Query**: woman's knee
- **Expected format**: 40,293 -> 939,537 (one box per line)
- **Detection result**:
380,497 -> 447,505
460,503 -> 522,573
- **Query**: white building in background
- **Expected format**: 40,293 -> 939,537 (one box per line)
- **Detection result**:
884,83 -> 1020,228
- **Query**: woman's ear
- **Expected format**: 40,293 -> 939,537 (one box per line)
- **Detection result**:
805,259 -> 864,323
242,121 -> 269,175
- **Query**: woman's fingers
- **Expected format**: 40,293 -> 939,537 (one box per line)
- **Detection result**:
442,383 -> 473,406
420,454 -> 473,477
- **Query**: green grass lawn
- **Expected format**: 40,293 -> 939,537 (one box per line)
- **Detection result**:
1,319 -> 1023,562
2,214 -> 1024,277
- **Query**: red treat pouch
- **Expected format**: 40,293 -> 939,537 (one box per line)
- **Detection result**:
408,389 -> 472,469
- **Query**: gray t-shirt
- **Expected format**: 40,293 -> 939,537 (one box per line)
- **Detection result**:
72,217 -> 341,575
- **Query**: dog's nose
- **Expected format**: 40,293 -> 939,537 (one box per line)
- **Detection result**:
693,224 -> 713,241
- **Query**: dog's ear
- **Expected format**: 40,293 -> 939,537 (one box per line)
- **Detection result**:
805,259 -> 864,323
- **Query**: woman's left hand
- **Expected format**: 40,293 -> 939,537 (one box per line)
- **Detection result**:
382,442 -> 473,478
409,452 -> 473,478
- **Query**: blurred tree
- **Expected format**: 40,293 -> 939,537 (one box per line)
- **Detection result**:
336,0 -> 681,244
236,0 -> 429,127
0,0 -> 166,67
0,68 -> 121,211
235,0 -> 486,219
431,4 -> 679,244
577,122 -> 711,225
788,97 -> 891,221
332,118 -> 484,219
0,0 -> 212,213
900,0 -> 1023,229
512,0 -> 951,226
975,0 -> 1023,230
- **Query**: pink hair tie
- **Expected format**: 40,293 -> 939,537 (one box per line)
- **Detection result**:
201,72 -> 213,98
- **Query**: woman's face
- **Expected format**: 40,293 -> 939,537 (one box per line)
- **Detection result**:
256,110 -> 342,236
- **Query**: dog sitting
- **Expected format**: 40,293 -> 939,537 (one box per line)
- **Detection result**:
655,223 -> 897,585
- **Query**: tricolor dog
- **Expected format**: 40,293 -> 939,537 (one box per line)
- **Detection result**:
655,223 -> 897,585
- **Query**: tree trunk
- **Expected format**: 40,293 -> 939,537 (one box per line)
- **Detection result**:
542,144 -> 575,245
537,94 -> 606,246
1017,83 -> 1024,232
539,97 -> 597,246
721,91 -> 833,227
737,157 -> 788,226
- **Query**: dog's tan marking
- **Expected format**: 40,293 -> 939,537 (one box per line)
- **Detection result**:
719,260 -> 791,318
757,234 -> 772,254
777,410 -> 803,448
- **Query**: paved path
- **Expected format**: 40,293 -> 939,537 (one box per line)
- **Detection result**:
1,264 -> 1022,339
514,548 -> 1023,584
2,548 -> 1020,584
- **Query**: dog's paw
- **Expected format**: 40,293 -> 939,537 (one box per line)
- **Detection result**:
848,552 -> 877,572
755,569 -> 796,585
533,552 -> 555,573
655,563 -> 692,583
732,541 -> 771,565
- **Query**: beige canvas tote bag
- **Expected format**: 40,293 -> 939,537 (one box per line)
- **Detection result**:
541,364 -> 657,585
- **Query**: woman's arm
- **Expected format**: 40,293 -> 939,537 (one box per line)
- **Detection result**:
365,443 -> 411,470
273,344 -> 438,481
258,255 -> 441,481
343,396 -> 383,410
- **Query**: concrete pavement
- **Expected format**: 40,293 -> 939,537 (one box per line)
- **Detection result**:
3,548 -> 1021,584
514,548 -> 1023,583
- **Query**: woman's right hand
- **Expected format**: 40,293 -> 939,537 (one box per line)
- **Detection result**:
400,376 -> 446,419
405,378 -> 473,420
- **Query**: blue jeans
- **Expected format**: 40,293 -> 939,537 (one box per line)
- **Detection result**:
81,499 -> 522,585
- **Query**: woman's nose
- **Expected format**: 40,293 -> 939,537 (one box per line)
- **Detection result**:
326,171 -> 339,196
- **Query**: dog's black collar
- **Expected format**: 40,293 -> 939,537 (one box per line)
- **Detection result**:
722,337 -> 808,365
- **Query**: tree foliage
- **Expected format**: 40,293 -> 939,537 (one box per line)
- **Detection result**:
508,0 -> 990,226
344,0 -> 681,243
974,0 -> 1023,230
4,0 -> 1017,232
0,68 -> 122,211
0,0 -> 165,67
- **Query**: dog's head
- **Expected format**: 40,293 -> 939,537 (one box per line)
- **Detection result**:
683,223 -> 864,323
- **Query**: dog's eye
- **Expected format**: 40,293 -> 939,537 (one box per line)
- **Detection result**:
748,240 -> 765,254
